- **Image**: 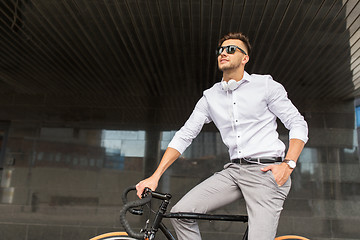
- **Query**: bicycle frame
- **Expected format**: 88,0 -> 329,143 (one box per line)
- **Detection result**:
160,212 -> 249,240
120,186 -> 249,240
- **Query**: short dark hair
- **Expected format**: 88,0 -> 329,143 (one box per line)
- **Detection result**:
218,32 -> 252,56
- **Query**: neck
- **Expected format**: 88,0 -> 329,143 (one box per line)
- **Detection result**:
222,68 -> 245,82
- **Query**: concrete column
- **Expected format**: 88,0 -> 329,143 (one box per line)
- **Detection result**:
144,130 -> 161,178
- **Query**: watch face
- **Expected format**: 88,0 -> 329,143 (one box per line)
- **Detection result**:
288,160 -> 296,168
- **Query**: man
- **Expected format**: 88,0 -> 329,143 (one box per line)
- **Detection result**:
136,32 -> 308,240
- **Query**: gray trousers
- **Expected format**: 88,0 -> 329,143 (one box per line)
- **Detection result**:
170,163 -> 291,240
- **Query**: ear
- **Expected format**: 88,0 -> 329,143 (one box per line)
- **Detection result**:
242,55 -> 250,65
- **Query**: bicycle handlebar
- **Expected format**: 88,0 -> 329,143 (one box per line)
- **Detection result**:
121,185 -> 135,205
122,186 -> 146,215
120,185 -> 152,239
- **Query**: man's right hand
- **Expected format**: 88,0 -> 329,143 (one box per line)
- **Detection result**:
136,176 -> 159,198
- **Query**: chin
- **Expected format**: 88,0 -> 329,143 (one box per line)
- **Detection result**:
219,66 -> 231,71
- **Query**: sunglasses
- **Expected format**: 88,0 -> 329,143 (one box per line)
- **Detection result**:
216,45 -> 247,56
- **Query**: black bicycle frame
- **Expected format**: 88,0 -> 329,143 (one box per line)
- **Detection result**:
152,211 -> 248,240
120,186 -> 249,240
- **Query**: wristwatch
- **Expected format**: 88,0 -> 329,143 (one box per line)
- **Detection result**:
283,159 -> 296,169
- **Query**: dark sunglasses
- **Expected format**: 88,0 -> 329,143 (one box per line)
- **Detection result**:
216,45 -> 247,56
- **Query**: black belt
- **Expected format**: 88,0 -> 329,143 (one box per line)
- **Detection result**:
231,157 -> 283,164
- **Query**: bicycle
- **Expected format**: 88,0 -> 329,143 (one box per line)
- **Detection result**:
90,186 -> 310,240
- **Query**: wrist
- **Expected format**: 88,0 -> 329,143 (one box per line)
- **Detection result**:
151,171 -> 162,181
283,159 -> 296,169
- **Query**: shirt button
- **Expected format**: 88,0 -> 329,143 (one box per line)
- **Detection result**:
238,136 -> 240,138
239,151 -> 241,153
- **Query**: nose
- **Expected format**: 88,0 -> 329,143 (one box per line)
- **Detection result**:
219,49 -> 228,57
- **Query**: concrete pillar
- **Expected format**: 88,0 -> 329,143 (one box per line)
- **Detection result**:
144,130 -> 161,178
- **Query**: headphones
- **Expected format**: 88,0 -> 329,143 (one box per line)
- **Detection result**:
221,79 -> 240,91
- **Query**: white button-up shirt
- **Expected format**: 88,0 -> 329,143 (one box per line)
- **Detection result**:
168,71 -> 308,160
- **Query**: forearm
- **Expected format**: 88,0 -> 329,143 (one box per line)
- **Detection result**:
151,147 -> 181,180
285,138 -> 305,163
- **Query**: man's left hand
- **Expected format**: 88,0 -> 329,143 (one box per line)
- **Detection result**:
261,163 -> 293,187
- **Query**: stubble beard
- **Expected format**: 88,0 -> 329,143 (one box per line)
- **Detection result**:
218,60 -> 241,72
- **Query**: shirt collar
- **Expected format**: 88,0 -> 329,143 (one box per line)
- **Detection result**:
242,71 -> 251,82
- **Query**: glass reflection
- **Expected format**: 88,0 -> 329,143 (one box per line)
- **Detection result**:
0,123 -> 358,239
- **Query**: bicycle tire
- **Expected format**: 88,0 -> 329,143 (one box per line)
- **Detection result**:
89,232 -> 139,240
275,235 -> 310,240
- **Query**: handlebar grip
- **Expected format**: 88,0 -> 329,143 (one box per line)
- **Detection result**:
122,185 -> 153,215
121,185 -> 137,204
119,194 -> 152,239
122,185 -> 152,204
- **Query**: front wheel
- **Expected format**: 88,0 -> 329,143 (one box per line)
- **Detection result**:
89,232 -> 139,240
275,236 -> 310,240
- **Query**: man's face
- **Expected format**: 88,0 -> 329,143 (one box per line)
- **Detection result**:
217,39 -> 248,72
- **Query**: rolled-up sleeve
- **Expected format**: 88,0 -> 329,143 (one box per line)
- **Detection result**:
168,96 -> 212,154
267,78 -> 309,144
